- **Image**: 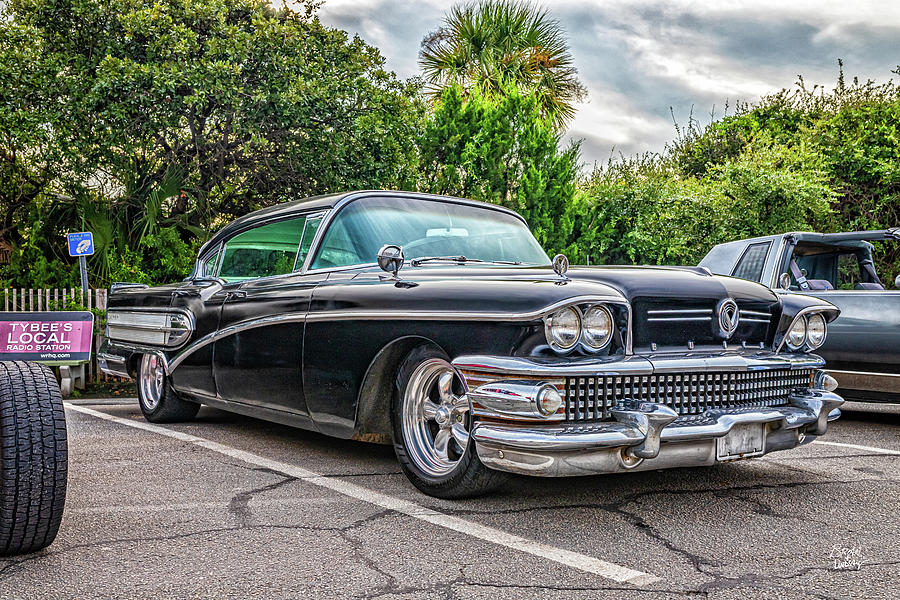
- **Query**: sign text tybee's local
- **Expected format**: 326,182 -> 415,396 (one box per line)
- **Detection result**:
0,312 -> 94,361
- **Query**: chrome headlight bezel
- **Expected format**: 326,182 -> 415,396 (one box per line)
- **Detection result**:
542,301 -> 624,354
785,317 -> 807,351
543,306 -> 582,352
805,313 -> 827,349
581,304 -> 614,350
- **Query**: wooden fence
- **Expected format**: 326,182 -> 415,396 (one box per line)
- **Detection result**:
3,288 -> 121,383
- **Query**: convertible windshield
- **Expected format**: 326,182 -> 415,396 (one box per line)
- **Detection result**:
309,196 -> 550,270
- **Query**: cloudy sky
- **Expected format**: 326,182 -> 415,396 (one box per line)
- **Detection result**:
316,0 -> 900,167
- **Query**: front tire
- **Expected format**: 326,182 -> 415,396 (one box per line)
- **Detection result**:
391,347 -> 506,499
137,354 -> 200,423
0,361 -> 67,556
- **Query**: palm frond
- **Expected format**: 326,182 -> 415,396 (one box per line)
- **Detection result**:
419,0 -> 586,129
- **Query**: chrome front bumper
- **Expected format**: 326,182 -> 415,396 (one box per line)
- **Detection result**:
454,352 -> 844,477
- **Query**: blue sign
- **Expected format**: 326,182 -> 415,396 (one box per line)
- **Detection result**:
67,232 -> 94,257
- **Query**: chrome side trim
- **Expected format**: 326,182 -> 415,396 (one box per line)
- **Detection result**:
305,295 -> 630,325
106,308 -> 196,349
828,369 -> 900,394
741,310 -> 772,318
166,295 -> 634,374
167,313 -> 308,373
646,308 -> 711,323
647,316 -> 712,322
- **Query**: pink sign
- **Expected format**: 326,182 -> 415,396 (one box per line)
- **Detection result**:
0,312 -> 94,361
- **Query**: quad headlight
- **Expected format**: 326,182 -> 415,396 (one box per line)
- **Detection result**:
582,305 -> 614,349
544,306 -> 581,351
806,313 -> 827,349
783,311 -> 828,352
786,317 -> 807,350
544,303 -> 617,353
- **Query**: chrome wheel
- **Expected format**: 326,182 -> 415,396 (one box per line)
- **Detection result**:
401,358 -> 471,477
138,354 -> 165,412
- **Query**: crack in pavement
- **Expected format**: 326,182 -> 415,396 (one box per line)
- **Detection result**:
228,470 -> 298,528
0,508 -> 401,585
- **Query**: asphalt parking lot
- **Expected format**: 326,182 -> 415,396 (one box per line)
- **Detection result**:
1,399 -> 897,599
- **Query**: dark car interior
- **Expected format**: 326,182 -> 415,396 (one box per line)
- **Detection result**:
787,240 -> 886,291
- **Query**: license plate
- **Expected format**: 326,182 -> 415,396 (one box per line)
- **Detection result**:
717,424 -> 765,461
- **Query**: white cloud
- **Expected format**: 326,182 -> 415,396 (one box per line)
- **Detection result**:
312,0 -> 900,164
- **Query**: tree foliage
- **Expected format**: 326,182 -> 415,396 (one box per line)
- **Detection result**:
420,0 -> 586,129
576,65 -> 900,284
420,85 -> 580,254
1,0 -> 425,287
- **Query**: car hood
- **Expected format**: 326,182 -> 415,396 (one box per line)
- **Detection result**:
312,263 -> 779,316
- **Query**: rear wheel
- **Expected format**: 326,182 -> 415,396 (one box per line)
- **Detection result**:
391,347 -> 506,498
137,354 -> 199,423
0,361 -> 67,556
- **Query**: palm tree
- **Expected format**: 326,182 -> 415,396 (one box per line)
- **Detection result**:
419,0 -> 586,129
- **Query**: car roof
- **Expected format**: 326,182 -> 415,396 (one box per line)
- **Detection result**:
198,190 -> 526,258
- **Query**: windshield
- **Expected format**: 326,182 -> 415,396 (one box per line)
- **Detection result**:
309,196 -> 550,270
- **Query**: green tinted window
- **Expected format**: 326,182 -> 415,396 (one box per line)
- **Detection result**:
294,213 -> 325,270
201,247 -> 221,277
219,218 -> 305,282
310,196 -> 549,270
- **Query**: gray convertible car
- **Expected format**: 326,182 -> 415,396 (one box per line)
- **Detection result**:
700,229 -> 900,402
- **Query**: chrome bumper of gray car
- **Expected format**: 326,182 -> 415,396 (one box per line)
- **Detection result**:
471,390 -> 843,477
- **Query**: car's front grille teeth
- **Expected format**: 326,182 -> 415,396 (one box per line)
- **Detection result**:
564,369 -> 813,421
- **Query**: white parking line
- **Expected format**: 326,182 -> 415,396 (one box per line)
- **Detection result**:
815,440 -> 900,456
65,403 -> 661,587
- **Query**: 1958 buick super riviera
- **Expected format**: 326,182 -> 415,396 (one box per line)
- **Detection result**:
99,191 -> 845,498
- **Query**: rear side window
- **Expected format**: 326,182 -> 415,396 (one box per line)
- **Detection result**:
218,217 -> 307,282
731,242 -> 771,282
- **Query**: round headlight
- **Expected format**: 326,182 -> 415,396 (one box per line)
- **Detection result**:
582,305 -> 614,349
786,317 -> 807,350
545,307 -> 581,351
806,314 -> 827,349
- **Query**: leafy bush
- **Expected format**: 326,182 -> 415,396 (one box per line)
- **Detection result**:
574,136 -> 833,266
419,85 -> 580,254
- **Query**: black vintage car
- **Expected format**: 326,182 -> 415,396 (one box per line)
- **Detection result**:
100,191 -> 845,498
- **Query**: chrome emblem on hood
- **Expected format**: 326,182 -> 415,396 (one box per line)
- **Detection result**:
552,253 -> 569,280
716,298 -> 740,338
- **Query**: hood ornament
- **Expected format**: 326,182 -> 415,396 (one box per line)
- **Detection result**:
552,254 -> 570,281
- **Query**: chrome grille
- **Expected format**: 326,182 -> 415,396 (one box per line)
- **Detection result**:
564,369 -> 813,421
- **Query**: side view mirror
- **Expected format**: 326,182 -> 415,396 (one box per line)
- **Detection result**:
778,273 -> 792,289
895,274 -> 900,289
377,245 -> 404,278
